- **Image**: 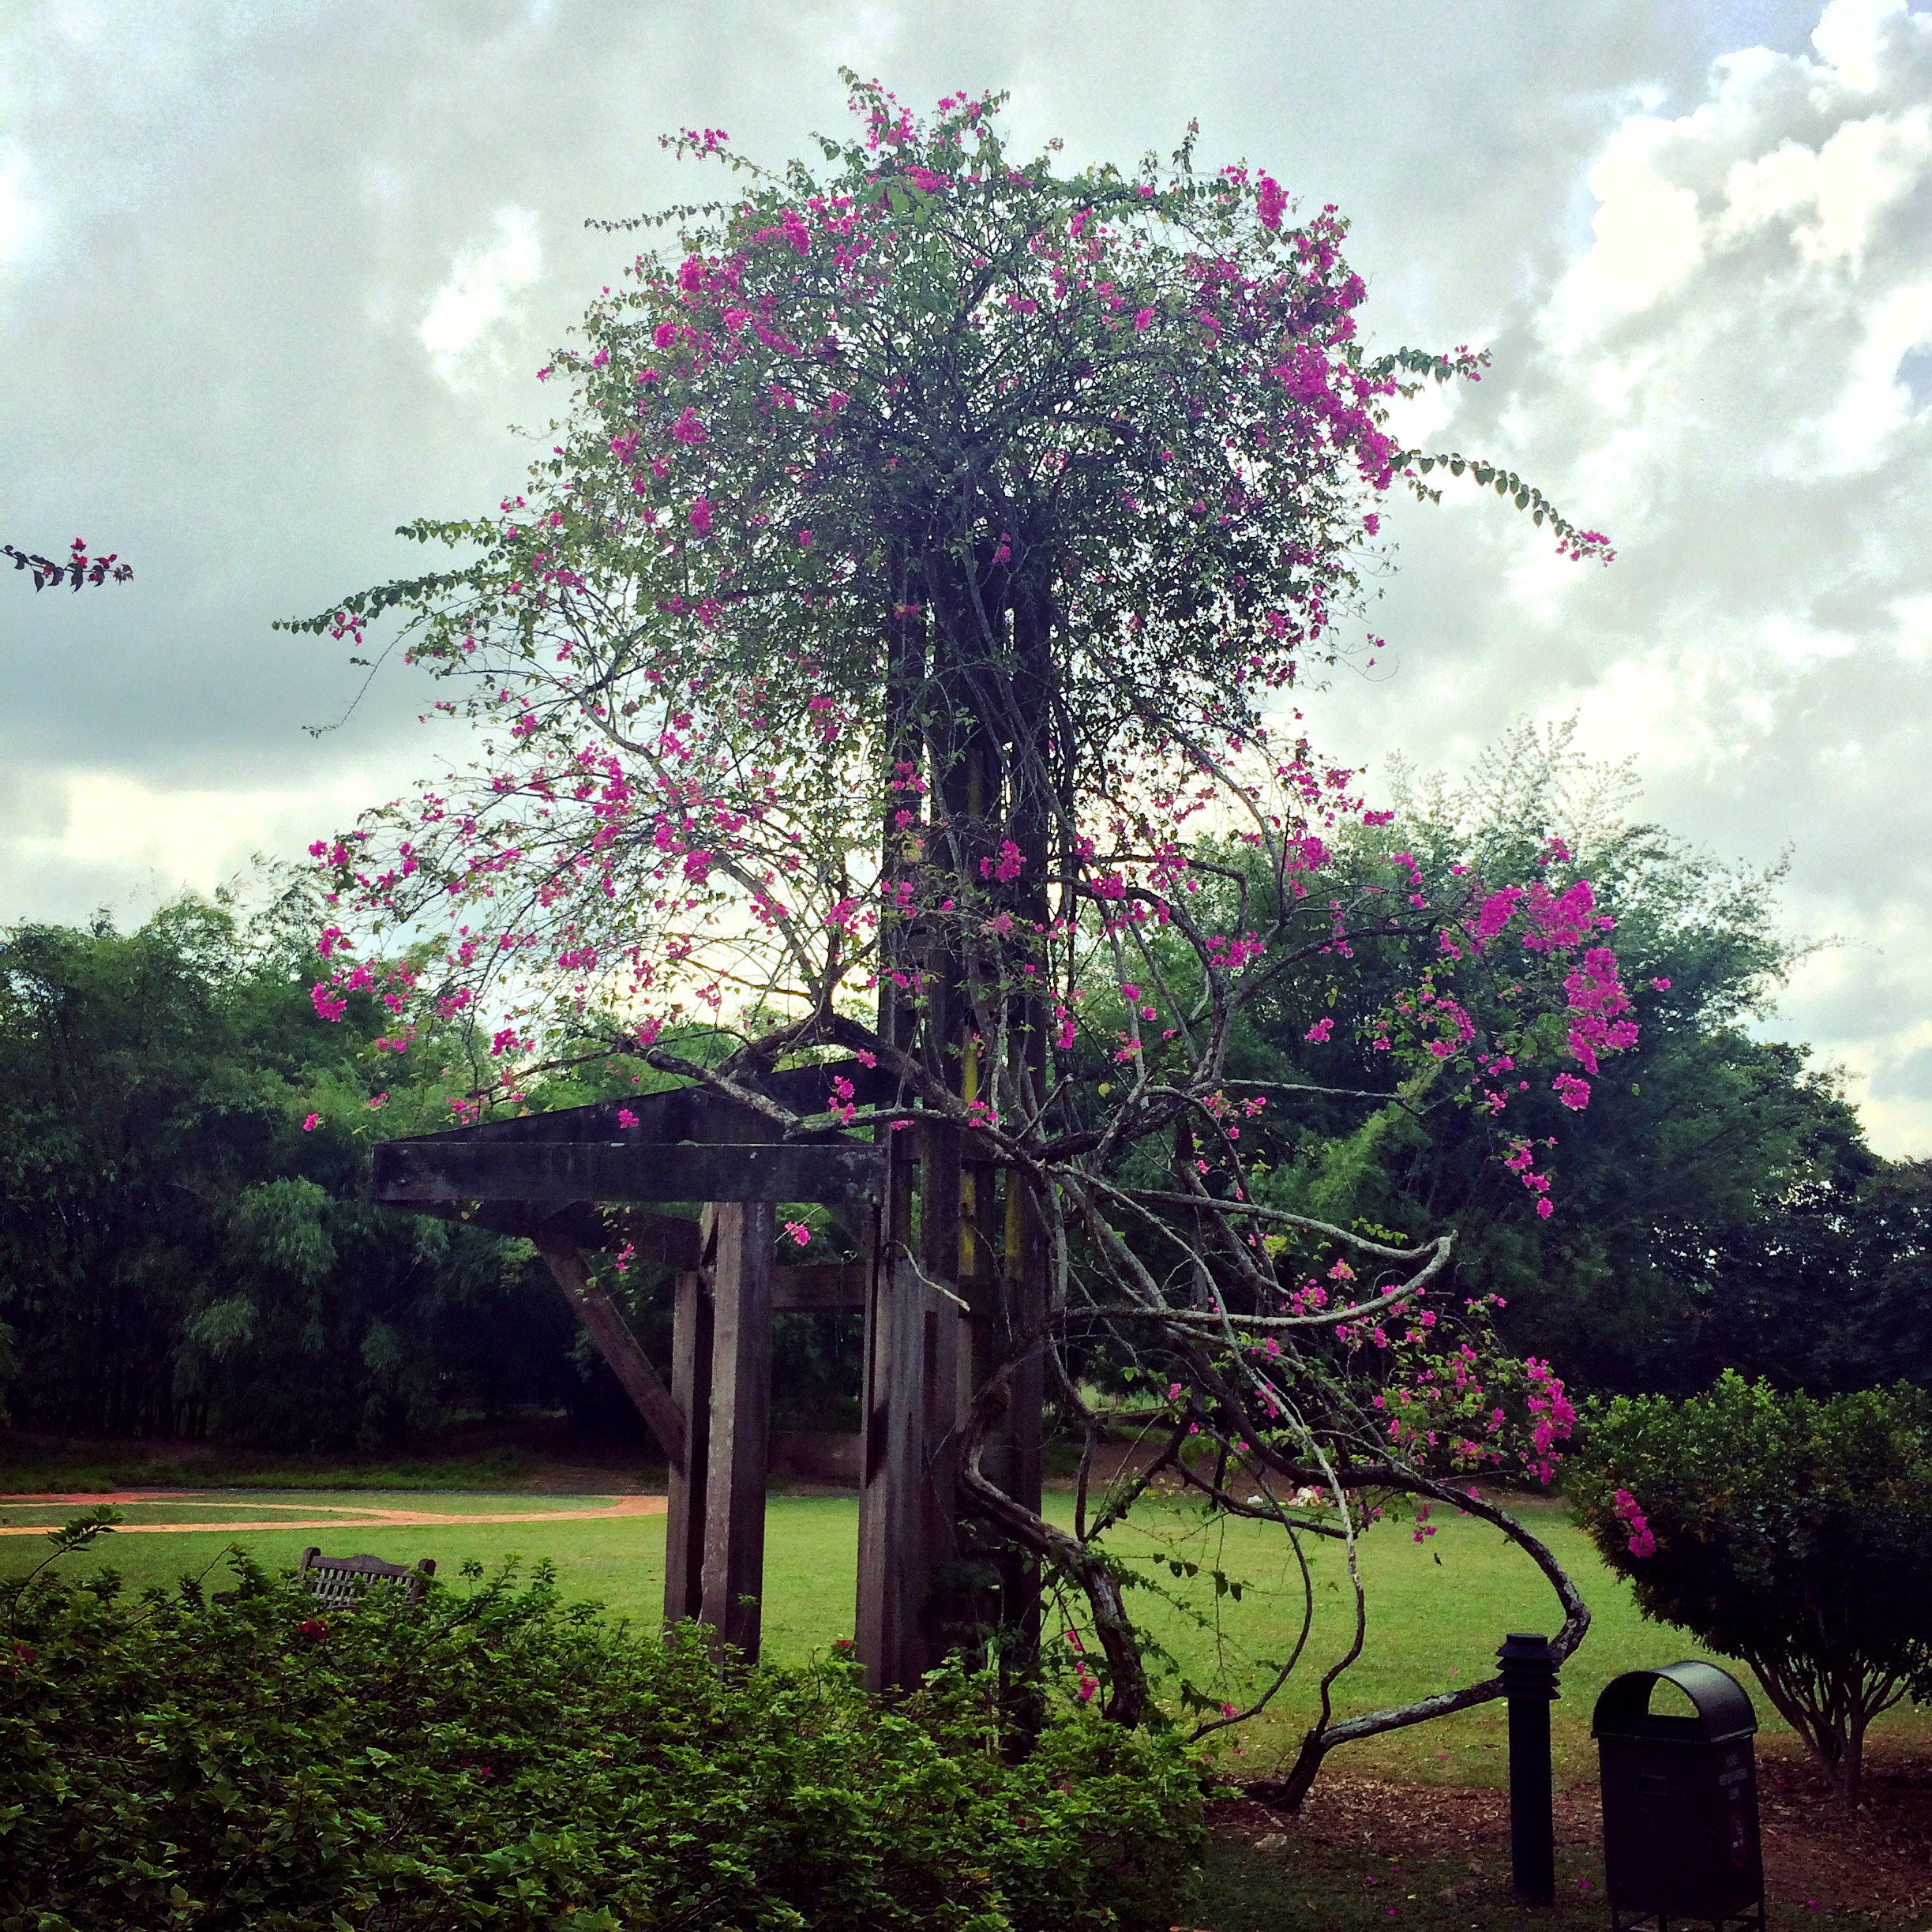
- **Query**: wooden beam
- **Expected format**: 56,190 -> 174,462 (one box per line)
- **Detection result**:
373,1139 -> 884,1210
700,1202 -> 775,1664
857,1144 -> 918,1693
403,1202 -> 711,1270
992,1169 -> 1046,1660
663,1266 -> 712,1627
771,1262 -> 868,1312
624,1214 -> 706,1270
1005,1173 -> 1047,1529
381,1059 -> 899,1150
917,1120 -> 964,1668
534,1240 -> 685,1474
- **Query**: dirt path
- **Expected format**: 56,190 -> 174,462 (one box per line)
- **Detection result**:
1211,1755 -> 1932,1923
0,1490 -> 667,1536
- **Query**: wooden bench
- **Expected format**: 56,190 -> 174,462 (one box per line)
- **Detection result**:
298,1547 -> 436,1611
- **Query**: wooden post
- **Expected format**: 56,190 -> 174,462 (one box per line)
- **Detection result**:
917,1117 -> 965,1666
663,1261 -> 713,1627
858,1135 -> 927,1692
1008,1184 -> 1046,1532
700,1200 -> 775,1664
996,1167 -> 1046,1659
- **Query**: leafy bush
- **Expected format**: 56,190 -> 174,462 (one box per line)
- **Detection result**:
1,1549 -> 1201,1930
1569,1371 -> 1932,1803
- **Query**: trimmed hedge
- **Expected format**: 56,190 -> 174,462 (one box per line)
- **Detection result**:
1,1551 -> 1201,1930
1568,1373 -> 1932,1803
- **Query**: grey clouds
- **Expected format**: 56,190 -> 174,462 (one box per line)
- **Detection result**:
2,0 -> 1926,1146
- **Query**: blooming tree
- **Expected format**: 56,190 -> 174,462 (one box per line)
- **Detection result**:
289,81 -> 1629,1789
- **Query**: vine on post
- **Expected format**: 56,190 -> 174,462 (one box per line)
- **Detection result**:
287,79 -> 1626,1791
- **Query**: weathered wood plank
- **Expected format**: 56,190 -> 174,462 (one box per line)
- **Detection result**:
381,1060 -> 900,1150
700,1202 -> 774,1664
988,1169 -> 1046,1660
857,1141 -> 914,1693
664,1266 -> 712,1626
917,1120 -> 964,1669
374,1139 -> 884,1209
771,1262 -> 868,1312
396,1201 -> 709,1268
1004,1173 -> 1047,1526
534,1241 -> 685,1473
857,1122 -> 967,1693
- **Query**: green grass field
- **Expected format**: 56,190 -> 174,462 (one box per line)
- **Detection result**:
6,1484 -> 1927,1790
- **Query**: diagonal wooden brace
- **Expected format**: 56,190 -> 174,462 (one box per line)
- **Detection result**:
534,1237 -> 686,1474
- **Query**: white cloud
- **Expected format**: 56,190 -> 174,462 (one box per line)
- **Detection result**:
0,148 -> 43,271
0,767 -> 407,920
1545,121 -> 1704,340
1892,591 -> 1932,661
1380,380 -> 1461,452
1810,0 -> 1911,92
1811,276 -> 1932,467
1529,4 -> 1932,484
1719,105 -> 1931,265
418,206 -> 543,385
1353,0 -> 1932,1151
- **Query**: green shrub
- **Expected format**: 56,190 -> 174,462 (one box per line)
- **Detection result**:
1,1551 -> 1201,1930
1568,1371 -> 1932,1803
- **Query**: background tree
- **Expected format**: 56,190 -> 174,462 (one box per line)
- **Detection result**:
0,893 -> 573,1450
1192,721 -> 1892,1395
287,81 -> 1626,1766
1688,1148 -> 1932,1396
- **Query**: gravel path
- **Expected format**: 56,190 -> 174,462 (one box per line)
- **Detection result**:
0,1490 -> 667,1535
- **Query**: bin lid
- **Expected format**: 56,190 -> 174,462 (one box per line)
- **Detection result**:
1592,1660 -> 1757,1743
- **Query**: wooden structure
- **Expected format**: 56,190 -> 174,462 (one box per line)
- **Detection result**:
298,1547 -> 437,1611
370,1058 -> 1042,1691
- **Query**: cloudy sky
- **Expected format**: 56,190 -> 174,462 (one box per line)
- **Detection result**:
2,0 -> 1928,1152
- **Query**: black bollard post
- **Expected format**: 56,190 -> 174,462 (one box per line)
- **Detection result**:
1498,1631 -> 1559,1906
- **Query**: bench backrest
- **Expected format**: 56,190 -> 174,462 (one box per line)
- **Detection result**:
297,1547 -> 437,1611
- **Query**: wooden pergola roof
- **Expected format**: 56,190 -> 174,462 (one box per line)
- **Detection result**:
370,1056 -> 898,1249
365,1055 -> 1012,1688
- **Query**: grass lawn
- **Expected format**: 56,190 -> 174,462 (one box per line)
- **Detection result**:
6,1484 -> 1927,1788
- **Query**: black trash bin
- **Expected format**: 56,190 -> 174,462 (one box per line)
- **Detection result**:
1592,1661 -> 1765,1931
